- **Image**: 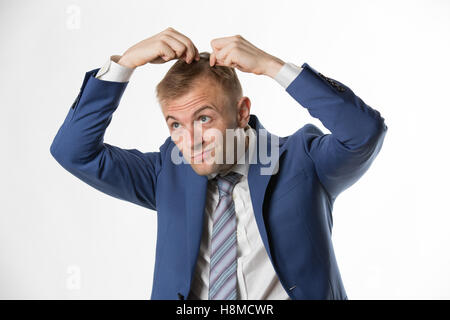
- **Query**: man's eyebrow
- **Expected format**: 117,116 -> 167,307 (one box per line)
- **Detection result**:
193,105 -> 217,116
165,105 -> 217,122
166,115 -> 177,122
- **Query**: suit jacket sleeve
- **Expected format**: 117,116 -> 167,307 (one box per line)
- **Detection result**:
285,63 -> 388,200
50,68 -> 165,211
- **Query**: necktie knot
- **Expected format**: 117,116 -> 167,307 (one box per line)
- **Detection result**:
216,171 -> 242,199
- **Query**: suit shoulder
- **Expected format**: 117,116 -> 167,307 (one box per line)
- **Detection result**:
158,136 -> 173,154
285,123 -> 325,142
137,136 -> 174,174
299,123 -> 324,135
280,123 -> 325,154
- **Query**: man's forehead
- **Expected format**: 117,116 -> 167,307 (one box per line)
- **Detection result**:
163,83 -> 223,112
165,94 -> 210,111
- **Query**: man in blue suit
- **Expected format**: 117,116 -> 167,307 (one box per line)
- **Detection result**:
50,28 -> 387,300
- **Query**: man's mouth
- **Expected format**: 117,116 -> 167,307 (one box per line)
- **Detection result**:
191,145 -> 215,162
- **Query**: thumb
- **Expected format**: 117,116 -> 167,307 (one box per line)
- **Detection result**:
209,51 -> 216,67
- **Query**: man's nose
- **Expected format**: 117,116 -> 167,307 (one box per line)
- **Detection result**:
187,125 -> 204,151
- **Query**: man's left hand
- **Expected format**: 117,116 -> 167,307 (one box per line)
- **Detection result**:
209,35 -> 285,78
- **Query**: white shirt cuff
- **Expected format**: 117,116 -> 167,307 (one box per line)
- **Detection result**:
274,62 -> 303,89
95,55 -> 135,82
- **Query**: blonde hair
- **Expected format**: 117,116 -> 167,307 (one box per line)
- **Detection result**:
155,51 -> 243,108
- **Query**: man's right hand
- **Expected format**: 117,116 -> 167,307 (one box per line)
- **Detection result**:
117,27 -> 201,69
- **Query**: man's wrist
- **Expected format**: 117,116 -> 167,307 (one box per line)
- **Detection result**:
117,54 -> 136,69
273,62 -> 303,89
264,56 -> 285,79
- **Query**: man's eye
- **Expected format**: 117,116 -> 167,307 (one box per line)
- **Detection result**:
172,122 -> 180,129
200,116 -> 211,123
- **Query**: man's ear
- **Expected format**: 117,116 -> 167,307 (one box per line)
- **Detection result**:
236,96 -> 251,128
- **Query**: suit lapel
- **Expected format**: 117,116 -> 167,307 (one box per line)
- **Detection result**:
184,162 -> 208,286
247,115 -> 286,264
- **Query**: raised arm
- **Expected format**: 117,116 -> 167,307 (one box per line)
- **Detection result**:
285,63 -> 388,200
208,34 -> 387,200
50,27 -> 201,210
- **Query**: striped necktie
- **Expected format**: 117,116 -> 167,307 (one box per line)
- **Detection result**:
209,171 -> 243,300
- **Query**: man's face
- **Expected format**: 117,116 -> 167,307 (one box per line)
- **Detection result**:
161,77 -> 250,176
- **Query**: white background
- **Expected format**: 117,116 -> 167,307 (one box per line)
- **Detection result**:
1,0 -> 449,299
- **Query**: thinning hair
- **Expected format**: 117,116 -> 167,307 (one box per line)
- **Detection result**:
155,51 -> 243,108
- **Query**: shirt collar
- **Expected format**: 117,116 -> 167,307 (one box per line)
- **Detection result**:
206,124 -> 256,181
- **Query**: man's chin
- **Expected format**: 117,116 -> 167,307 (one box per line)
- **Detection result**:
189,162 -> 219,176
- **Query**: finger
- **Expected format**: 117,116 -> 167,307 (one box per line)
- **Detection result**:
160,35 -> 188,61
166,29 -> 197,63
214,42 -> 236,67
159,42 -> 177,61
224,52 -> 236,67
209,52 -> 216,67
195,47 -> 200,61
210,35 -> 238,52
193,46 -> 200,61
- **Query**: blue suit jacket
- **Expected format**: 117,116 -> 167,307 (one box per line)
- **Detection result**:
50,62 -> 387,300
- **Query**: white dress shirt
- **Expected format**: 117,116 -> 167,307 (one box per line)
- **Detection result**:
95,55 -> 303,299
